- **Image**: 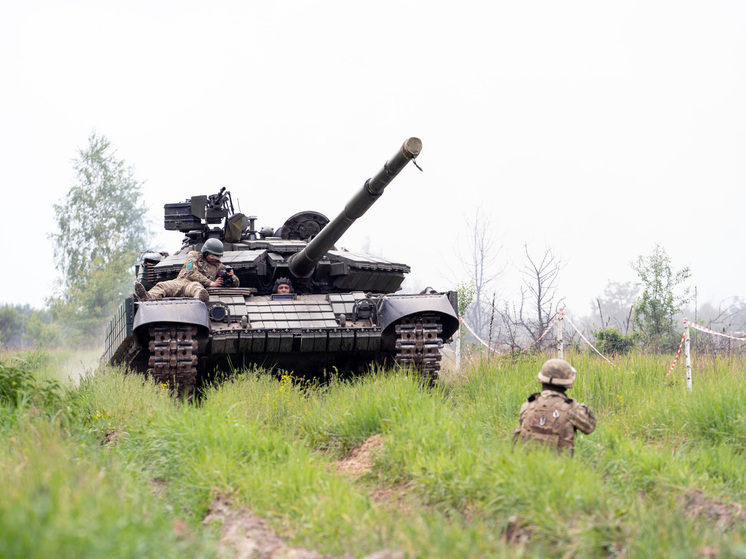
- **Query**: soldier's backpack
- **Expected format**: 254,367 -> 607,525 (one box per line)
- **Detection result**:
519,393 -> 575,453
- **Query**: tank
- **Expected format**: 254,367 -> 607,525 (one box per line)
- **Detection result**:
102,138 -> 459,395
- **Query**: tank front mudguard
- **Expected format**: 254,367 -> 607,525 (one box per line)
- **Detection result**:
378,292 -> 459,342
133,299 -> 211,333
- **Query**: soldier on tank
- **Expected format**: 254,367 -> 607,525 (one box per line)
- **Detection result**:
514,358 -> 596,456
134,238 -> 239,303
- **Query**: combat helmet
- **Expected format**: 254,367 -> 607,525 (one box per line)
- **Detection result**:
201,238 -> 224,257
537,358 -> 577,388
273,277 -> 294,293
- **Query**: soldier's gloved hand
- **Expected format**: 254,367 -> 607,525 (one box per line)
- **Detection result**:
210,277 -> 224,287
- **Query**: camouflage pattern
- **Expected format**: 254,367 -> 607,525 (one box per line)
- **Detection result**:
176,250 -> 239,287
515,388 -> 597,455
148,278 -> 209,299
147,250 -> 239,299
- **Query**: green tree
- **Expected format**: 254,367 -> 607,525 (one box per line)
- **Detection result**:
632,244 -> 691,351
0,305 -> 25,348
25,310 -> 62,349
48,133 -> 151,345
457,282 -> 475,353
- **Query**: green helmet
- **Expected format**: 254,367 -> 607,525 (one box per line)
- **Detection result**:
537,358 -> 577,388
201,238 -> 224,258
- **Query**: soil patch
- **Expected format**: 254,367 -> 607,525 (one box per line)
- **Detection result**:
202,494 -> 342,559
680,489 -> 746,531
334,434 -> 384,477
501,516 -> 532,546
370,483 -> 411,514
202,494 -> 404,559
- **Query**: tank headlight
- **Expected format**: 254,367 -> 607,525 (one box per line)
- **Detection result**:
356,300 -> 374,320
209,304 -> 229,322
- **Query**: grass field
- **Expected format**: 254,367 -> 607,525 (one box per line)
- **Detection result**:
2,348 -> 746,558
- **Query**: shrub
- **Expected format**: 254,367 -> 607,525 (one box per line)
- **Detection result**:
0,359 -> 62,410
594,328 -> 639,355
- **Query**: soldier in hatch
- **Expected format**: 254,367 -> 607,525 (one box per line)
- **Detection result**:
272,277 -> 294,294
514,358 -> 596,456
134,238 -> 239,303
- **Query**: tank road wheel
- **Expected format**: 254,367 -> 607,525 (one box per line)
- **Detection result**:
394,316 -> 444,385
147,325 -> 199,400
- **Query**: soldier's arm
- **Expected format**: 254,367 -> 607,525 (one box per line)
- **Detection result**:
513,401 -> 529,443
219,264 -> 240,287
569,402 -> 597,435
518,401 -> 529,426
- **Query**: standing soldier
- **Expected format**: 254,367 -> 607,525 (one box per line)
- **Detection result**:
134,238 -> 239,303
514,358 -> 596,455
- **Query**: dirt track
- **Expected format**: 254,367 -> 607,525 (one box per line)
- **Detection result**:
201,435 -> 405,559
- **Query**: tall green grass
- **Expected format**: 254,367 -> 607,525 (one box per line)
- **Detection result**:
0,351 -> 217,558
3,349 -> 746,557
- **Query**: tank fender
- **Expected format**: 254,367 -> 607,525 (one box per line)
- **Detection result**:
133,299 -> 211,334
378,293 -> 459,342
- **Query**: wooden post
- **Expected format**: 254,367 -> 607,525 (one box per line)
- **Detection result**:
685,319 -> 692,392
557,309 -> 564,359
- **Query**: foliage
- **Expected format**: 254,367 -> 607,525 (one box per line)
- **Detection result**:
23,310 -> 62,348
593,327 -> 639,355
48,132 -> 151,346
0,356 -> 62,410
0,422 -> 216,559
6,353 -> 746,557
0,304 -> 61,350
632,244 -> 691,351
0,305 -> 24,348
456,282 -> 475,351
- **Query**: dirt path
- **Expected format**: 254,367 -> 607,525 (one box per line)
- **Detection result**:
201,435 -> 405,559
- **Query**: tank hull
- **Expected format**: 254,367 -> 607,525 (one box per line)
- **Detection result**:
104,289 -> 458,392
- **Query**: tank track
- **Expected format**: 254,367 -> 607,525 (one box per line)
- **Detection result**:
147,325 -> 199,399
394,315 -> 444,384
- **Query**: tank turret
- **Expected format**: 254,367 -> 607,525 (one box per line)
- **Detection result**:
288,137 -> 422,278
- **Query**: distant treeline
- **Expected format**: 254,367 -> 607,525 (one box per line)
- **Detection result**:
0,304 -> 61,350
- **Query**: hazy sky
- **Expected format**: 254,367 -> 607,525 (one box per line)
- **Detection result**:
1,1 -> 744,318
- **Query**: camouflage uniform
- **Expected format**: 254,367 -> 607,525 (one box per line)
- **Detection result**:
147,251 -> 239,300
514,359 -> 596,456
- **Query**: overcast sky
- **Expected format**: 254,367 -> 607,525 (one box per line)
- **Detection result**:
1,1 -> 744,319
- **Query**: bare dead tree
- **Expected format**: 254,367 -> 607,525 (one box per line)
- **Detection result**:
457,209 -> 504,340
498,301 -> 523,353
487,293 -> 494,350
517,243 -> 565,348
695,297 -> 746,354
596,298 -> 608,330
593,280 -> 638,335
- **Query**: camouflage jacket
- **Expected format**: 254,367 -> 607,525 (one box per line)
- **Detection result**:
176,251 -> 240,288
516,389 -> 596,453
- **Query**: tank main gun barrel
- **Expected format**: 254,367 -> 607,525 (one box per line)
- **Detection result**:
288,137 -> 422,279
